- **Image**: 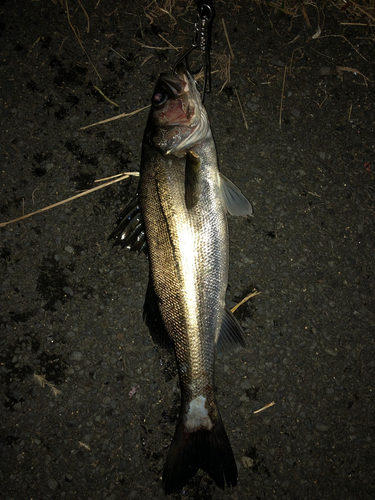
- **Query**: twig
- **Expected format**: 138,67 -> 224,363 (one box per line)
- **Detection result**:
231,290 -> 261,314
253,401 -> 275,414
80,104 -> 151,130
279,65 -> 287,127
222,18 -> 234,59
0,173 -> 139,228
234,89 -> 248,130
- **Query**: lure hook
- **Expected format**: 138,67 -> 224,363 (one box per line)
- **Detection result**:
173,0 -> 215,102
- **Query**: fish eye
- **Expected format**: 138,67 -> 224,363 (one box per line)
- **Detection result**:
152,91 -> 168,107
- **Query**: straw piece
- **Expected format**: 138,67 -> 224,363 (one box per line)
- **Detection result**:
231,290 -> 261,314
253,402 -> 275,414
222,18 -> 234,59
94,86 -> 119,107
33,373 -> 61,396
279,66 -> 287,127
80,104 -> 151,130
0,172 -> 139,228
235,88 -> 248,130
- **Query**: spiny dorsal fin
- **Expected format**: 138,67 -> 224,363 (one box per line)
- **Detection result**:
108,195 -> 147,254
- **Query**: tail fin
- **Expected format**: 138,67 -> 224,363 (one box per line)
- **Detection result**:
163,410 -> 237,494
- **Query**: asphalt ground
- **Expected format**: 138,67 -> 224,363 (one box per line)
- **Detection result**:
1,1 -> 374,499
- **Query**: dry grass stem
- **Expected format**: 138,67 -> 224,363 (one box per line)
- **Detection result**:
349,1 -> 375,23
109,47 -> 130,61
222,18 -> 235,59
65,0 -> 101,79
158,33 -> 178,50
132,39 -> 180,50
27,37 -> 41,56
93,86 -> 119,107
340,22 -> 368,26
77,0 -> 90,33
79,441 -> 91,450
348,103 -> 353,121
141,55 -> 154,66
300,3 -> 311,28
33,373 -> 61,396
321,34 -> 367,62
235,88 -> 248,130
0,173 -> 139,228
336,66 -> 370,87
316,96 -> 328,108
253,402 -> 275,414
279,65 -> 287,127
159,7 -> 177,25
65,0 -> 83,51
231,290 -> 261,314
270,2 -> 298,17
80,104 -> 151,130
218,53 -> 231,91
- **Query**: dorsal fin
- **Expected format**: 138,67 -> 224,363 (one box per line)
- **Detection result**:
108,195 -> 147,254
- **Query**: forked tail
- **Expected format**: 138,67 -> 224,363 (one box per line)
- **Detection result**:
163,409 -> 237,494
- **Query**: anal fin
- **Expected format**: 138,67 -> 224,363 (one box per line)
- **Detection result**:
217,307 -> 246,352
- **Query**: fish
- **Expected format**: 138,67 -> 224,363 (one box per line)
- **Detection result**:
109,66 -> 252,494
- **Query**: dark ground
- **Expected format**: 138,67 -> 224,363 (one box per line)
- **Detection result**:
1,0 -> 375,499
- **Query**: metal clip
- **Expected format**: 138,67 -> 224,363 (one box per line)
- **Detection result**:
173,0 -> 215,101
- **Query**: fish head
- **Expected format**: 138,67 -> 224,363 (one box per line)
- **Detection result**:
148,67 -> 210,156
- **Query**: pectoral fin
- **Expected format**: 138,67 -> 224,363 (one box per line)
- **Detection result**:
219,173 -> 253,216
185,151 -> 201,210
